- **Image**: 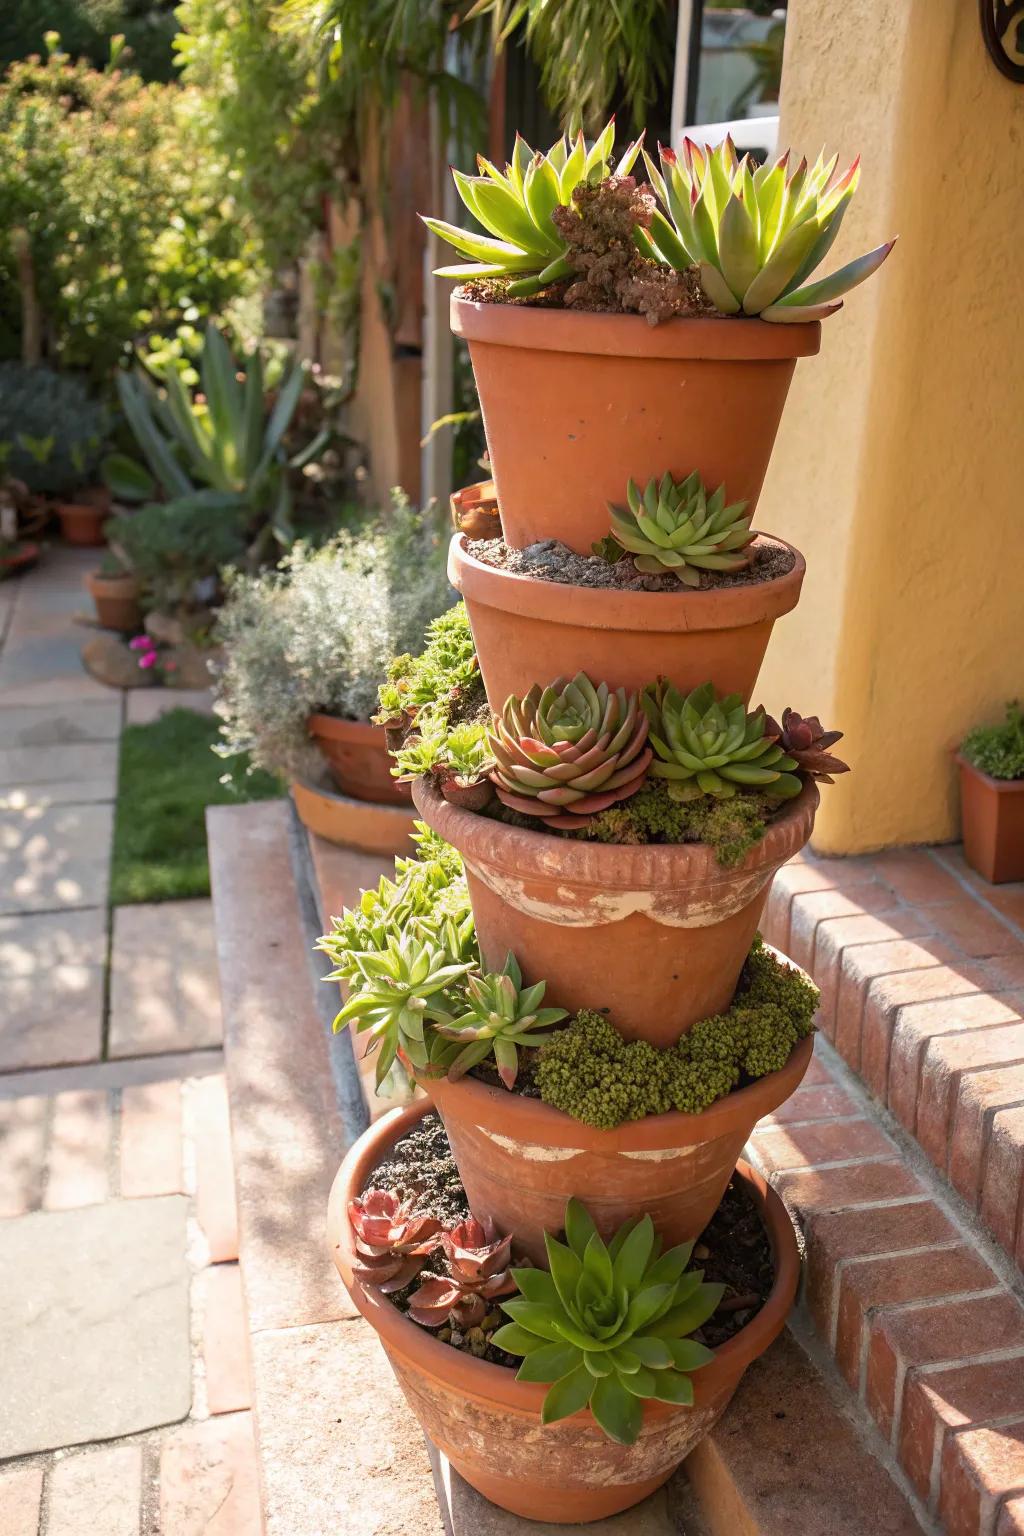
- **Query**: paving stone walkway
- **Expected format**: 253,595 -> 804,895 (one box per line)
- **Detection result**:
0,549 -> 256,1534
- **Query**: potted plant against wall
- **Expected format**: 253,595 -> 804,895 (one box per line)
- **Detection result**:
213,495 -> 451,854
958,703 -> 1024,883
0,364 -> 109,544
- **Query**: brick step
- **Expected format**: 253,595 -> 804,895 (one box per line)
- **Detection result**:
209,801 -> 928,1536
762,845 -> 1024,1273
747,1031 -> 1024,1536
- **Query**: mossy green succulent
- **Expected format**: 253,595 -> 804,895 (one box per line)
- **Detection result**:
534,938 -> 818,1128
566,778 -> 775,867
375,602 -> 482,726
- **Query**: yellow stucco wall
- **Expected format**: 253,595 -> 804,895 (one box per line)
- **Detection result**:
755,0 -> 1024,854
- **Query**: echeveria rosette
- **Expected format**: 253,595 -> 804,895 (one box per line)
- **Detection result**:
492,1199 -> 723,1445
643,136 -> 895,322
642,681 -> 802,802
432,951 -> 568,1088
348,1189 -> 442,1291
408,1216 -> 516,1329
422,119 -> 644,298
604,471 -> 754,586
330,930 -> 474,1090
488,672 -> 653,829
767,708 -> 850,785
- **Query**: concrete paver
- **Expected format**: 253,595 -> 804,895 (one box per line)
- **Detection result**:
0,699 -> 121,745
0,908 -> 105,1071
48,1444 -> 143,1536
0,740 -> 118,793
0,800 -> 112,913
126,688 -> 213,725
0,1196 -> 191,1456
109,900 -> 222,1056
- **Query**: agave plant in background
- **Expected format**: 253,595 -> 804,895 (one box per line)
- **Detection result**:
407,1217 -> 517,1328
493,1199 -> 722,1445
642,681 -> 802,801
643,137 -> 896,321
432,952 -> 568,1088
601,471 -> 754,585
422,118 -> 644,298
348,1190 -> 442,1291
488,673 -> 653,827
104,324 -> 329,553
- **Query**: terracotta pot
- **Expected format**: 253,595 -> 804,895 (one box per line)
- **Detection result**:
450,480 -> 500,541
450,530 -> 804,709
327,1100 -> 800,1524
413,775 -> 817,1045
291,777 -> 416,857
957,754 -> 1024,884
85,570 -> 142,632
452,297 -> 820,553
307,715 -> 411,805
0,543 -> 40,579
419,1026 -> 812,1263
56,502 -> 106,547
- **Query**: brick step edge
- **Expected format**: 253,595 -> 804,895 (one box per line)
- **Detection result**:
747,1030 -> 1024,1536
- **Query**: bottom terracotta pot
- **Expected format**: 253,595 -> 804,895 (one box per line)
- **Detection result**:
418,1023 -> 812,1264
291,777 -> 416,858
307,714 -> 411,806
86,570 -> 142,632
958,754 -> 1024,884
56,501 -> 106,547
328,1101 -> 800,1524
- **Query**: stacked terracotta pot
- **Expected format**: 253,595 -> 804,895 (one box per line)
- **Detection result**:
331,296 -> 826,1521
293,714 -> 415,857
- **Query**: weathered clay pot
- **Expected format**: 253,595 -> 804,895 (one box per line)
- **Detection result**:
450,480 -> 500,540
418,1026 -> 812,1263
328,1101 -> 800,1524
413,775 -> 818,1045
958,754 -> 1024,884
291,776 -> 416,857
452,297 -> 821,553
85,570 -> 142,632
307,715 -> 411,805
56,501 -> 106,547
450,529 -> 805,709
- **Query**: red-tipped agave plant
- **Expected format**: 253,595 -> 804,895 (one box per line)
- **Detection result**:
407,1217 -> 516,1329
488,672 -> 652,829
348,1189 -> 443,1292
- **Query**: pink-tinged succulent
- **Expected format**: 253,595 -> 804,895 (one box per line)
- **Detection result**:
407,1216 -> 516,1329
487,673 -> 652,829
767,708 -> 850,785
348,1189 -> 443,1293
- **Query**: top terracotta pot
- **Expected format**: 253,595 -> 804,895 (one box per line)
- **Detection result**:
452,297 -> 821,553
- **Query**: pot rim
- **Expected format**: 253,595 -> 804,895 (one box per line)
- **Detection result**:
451,295 -> 822,362
86,570 -> 138,593
450,530 -> 806,634
307,712 -> 381,743
418,1028 -> 813,1151
955,753 -> 1024,794
412,774 -> 819,893
327,1099 -> 800,1419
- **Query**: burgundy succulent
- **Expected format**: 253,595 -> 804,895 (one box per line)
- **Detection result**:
348,1189 -> 443,1293
767,708 -> 850,784
407,1216 -> 516,1329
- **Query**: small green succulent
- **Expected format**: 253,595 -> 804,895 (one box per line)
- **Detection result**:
603,472 -> 754,586
642,681 -> 802,801
422,119 -> 643,298
433,952 -> 568,1088
493,1199 -> 722,1445
331,931 -> 474,1088
643,137 -> 895,322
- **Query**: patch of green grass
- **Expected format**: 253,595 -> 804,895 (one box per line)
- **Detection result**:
111,707 -> 282,904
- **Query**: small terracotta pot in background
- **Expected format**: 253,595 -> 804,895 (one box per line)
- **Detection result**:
56,501 -> 106,547
418,1028 -> 812,1264
290,776 -> 416,857
413,775 -> 817,1046
327,1100 -> 800,1524
957,754 -> 1024,884
452,297 -> 820,554
450,530 -> 804,710
0,543 -> 40,580
307,715 -> 411,806
85,570 -> 142,633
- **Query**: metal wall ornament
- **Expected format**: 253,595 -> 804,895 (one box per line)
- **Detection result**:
981,0 -> 1024,82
